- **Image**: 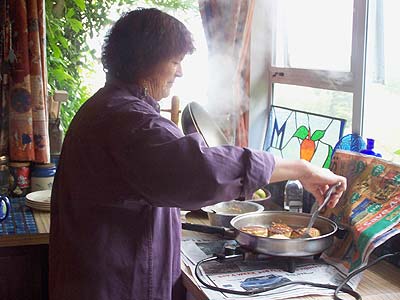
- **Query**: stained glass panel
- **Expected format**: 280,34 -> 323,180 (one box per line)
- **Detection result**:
263,105 -> 346,168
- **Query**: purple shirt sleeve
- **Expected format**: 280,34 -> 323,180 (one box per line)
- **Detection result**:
113,104 -> 275,210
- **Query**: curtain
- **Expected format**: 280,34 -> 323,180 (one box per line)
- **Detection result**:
0,0 -> 49,162
199,0 -> 255,147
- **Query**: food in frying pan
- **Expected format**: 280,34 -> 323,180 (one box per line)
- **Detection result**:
240,225 -> 269,237
291,227 -> 321,238
240,222 -> 321,239
268,222 -> 293,238
269,234 -> 290,239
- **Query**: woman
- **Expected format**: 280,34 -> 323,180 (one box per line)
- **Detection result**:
49,8 -> 346,300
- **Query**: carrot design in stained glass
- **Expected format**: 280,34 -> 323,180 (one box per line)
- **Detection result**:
293,126 -> 326,162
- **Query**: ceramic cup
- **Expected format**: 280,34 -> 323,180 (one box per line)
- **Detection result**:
0,195 -> 10,222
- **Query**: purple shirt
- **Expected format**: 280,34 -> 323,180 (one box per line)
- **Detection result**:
49,80 -> 275,300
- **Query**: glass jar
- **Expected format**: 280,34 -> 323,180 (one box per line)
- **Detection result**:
0,156 -> 15,196
9,161 -> 31,197
31,163 -> 56,192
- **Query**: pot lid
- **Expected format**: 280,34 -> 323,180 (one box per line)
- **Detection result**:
181,102 -> 230,147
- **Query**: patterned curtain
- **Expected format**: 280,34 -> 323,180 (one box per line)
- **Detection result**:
0,0 -> 49,162
199,0 -> 255,147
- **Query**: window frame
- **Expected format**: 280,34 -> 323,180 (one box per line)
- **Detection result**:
249,0 -> 369,148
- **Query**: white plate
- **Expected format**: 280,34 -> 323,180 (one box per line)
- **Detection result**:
26,190 -> 52,203
25,200 -> 50,208
25,203 -> 50,211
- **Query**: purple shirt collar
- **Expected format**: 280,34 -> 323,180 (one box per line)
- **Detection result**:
105,79 -> 160,112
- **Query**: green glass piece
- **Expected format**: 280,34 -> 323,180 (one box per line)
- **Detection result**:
293,125 -> 308,140
311,129 -> 326,141
323,145 -> 333,168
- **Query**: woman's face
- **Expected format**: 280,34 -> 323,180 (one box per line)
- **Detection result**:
145,54 -> 185,100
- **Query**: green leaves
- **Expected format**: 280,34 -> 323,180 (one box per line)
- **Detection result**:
292,126 -> 326,141
68,18 -> 83,32
73,0 -> 85,11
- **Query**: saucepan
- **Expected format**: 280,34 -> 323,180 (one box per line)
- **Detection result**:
182,211 -> 338,257
202,200 -> 264,228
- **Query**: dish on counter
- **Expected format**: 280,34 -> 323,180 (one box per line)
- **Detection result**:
25,189 -> 51,211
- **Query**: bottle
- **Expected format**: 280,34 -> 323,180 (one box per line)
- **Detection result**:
49,118 -> 64,155
360,138 -> 382,157
284,180 -> 303,212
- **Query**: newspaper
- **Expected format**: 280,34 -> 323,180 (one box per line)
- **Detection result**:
322,150 -> 400,273
181,234 -> 358,300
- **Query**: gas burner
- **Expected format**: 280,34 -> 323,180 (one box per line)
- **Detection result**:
222,243 -> 322,273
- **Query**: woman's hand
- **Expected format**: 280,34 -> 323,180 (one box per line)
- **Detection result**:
270,157 -> 347,208
297,163 -> 347,208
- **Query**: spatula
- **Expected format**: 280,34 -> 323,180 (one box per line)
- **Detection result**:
302,183 -> 341,238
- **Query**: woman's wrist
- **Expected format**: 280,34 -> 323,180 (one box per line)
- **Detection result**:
270,157 -> 310,182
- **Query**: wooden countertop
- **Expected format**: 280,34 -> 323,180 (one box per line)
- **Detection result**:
1,208 -> 400,299
182,210 -> 400,300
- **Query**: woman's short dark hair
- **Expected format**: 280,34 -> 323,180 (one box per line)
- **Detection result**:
102,8 -> 195,83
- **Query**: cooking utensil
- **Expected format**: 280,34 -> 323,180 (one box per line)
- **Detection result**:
202,200 -> 264,228
230,211 -> 337,256
182,211 -> 338,257
181,102 -> 230,147
302,183 -> 340,238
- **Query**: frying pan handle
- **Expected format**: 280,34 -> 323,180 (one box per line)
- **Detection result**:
182,222 -> 228,236
334,225 -> 349,239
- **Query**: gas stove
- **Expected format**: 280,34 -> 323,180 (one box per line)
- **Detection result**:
209,241 -> 324,273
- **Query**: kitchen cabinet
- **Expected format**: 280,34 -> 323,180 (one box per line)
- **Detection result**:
0,245 -> 48,300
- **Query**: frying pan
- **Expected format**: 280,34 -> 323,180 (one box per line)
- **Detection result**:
182,211 -> 338,257
181,101 -> 230,147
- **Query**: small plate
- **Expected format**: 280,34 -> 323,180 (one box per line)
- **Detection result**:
25,203 -> 50,211
26,190 -> 52,204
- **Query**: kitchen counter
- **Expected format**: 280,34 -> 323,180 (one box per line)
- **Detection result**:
1,207 -> 400,300
0,208 -> 50,247
182,210 -> 400,300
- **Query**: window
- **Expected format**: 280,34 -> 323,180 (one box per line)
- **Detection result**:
364,0 -> 400,160
250,0 -> 400,160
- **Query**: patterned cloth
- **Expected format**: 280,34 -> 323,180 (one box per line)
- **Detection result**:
1,0 -> 49,162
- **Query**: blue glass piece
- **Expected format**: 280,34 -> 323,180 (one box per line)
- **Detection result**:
332,133 -> 366,156
360,138 -> 382,157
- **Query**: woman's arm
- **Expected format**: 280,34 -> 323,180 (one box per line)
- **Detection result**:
270,156 -> 347,208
